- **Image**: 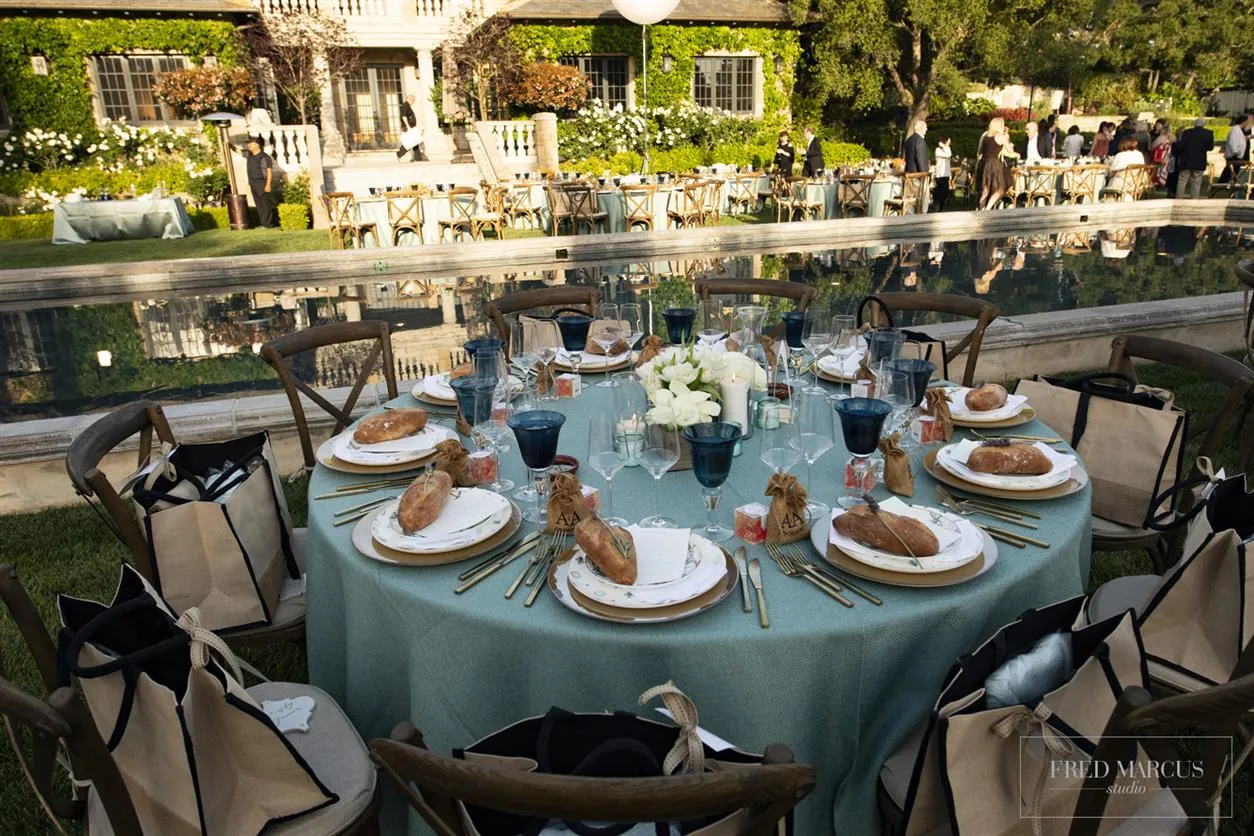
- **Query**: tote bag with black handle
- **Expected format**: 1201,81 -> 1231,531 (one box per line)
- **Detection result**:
131,430 -> 299,634
456,682 -> 789,836
57,564 -> 335,836
856,296 -> 946,380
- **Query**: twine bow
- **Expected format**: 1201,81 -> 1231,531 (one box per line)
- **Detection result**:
549,472 -> 583,502
992,704 -> 1075,836
638,681 -> 705,776
765,472 -> 801,499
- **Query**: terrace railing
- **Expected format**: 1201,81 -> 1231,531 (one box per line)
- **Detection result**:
253,0 -> 489,19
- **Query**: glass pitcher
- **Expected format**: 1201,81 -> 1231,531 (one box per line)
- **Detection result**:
732,304 -> 767,349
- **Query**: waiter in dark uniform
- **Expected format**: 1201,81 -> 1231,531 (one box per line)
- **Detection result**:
238,137 -> 276,228
802,126 -> 824,177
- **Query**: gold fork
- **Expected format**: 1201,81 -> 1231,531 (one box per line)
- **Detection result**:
766,544 -> 853,607
933,486 -> 1038,528
507,533 -> 555,599
782,545 -> 882,606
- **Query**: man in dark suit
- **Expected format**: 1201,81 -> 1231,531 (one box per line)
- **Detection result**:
1175,117 -> 1215,198
396,94 -> 425,161
802,127 -> 824,177
904,120 -> 929,173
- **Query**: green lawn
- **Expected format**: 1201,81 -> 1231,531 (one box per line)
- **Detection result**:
0,358 -> 1249,834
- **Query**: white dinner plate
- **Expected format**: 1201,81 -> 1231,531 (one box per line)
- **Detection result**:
566,532 -> 725,608
936,440 -> 1078,492
370,488 -> 512,554
946,388 -> 1031,423
554,350 -> 633,371
810,522 -> 1000,587
415,372 -> 523,403
332,424 -> 456,466
826,499 -> 983,574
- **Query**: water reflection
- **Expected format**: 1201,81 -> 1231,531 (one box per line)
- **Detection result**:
1,224 -> 1249,421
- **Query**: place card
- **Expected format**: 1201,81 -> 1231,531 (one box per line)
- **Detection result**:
262,696 -> 316,733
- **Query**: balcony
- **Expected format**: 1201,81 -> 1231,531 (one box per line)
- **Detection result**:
252,0 -> 496,47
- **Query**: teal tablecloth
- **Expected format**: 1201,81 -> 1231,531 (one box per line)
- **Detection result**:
52,197 -> 193,244
305,382 -> 1092,835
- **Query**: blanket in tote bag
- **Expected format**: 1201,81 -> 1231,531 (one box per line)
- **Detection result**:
898,596 -> 1159,836
57,564 -> 335,836
131,431 -> 299,633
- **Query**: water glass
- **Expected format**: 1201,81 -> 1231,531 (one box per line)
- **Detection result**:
509,315 -> 540,400
619,303 -> 644,349
683,422 -> 742,542
759,403 -> 801,475
866,328 -> 904,366
474,346 -> 506,383
475,384 -> 515,494
589,304 -> 622,389
833,397 -> 891,508
507,410 -> 566,533
588,414 -> 629,527
556,313 -> 592,379
889,358 -> 935,408
698,300 -> 726,346
790,388 -> 835,522
874,365 -> 913,438
450,376 -> 496,427
638,424 -> 681,527
662,307 -> 696,345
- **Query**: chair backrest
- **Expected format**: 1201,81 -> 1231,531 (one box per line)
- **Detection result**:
702,178 -> 722,211
484,287 -> 601,347
370,722 -> 816,836
770,174 -> 792,202
1106,334 -> 1253,469
787,176 -> 809,203
565,185 -> 596,221
859,293 -> 999,387
545,184 -> 571,216
680,180 -> 703,216
840,175 -> 872,209
0,565 -> 144,836
1063,165 -> 1102,201
621,184 -> 655,221
323,192 -> 358,229
509,182 -> 535,212
900,172 -> 930,208
64,401 -> 175,578
1023,166 -> 1055,198
731,174 -> 758,203
481,183 -> 508,215
260,321 -> 399,470
447,187 -> 479,223
693,279 -> 816,320
386,191 -> 424,229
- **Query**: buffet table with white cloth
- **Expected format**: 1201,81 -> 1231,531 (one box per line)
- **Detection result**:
52,196 -> 194,244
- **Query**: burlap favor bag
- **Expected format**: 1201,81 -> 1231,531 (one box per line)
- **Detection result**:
765,473 -> 810,543
534,358 -> 555,395
921,388 -> 954,441
635,334 -> 664,367
433,440 -> 476,487
546,472 -> 590,532
879,433 -> 913,496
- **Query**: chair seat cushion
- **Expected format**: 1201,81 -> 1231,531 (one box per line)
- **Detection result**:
1087,574 -> 1160,624
271,526 -> 308,628
1091,515 -> 1159,542
878,722 -> 928,811
89,679 -> 376,836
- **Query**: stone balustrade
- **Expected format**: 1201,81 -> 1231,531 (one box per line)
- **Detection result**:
480,120 -> 538,164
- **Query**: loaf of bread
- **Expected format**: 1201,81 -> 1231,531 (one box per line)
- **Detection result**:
833,504 -> 940,557
449,364 -> 474,380
353,408 -> 429,444
966,442 -> 1052,475
585,337 -> 631,356
575,517 -> 638,585
397,470 -> 453,534
964,383 -> 1008,412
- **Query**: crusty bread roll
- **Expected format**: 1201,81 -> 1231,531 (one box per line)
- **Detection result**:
449,364 -> 474,380
964,383 -> 1008,412
575,517 -> 638,585
353,408 -> 428,444
584,337 -> 631,356
966,442 -> 1052,475
397,470 -> 453,534
833,504 -> 939,557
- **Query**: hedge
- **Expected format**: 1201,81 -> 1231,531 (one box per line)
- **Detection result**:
567,140 -> 871,175
0,204 -> 313,240
278,203 -> 310,231
0,213 -> 54,240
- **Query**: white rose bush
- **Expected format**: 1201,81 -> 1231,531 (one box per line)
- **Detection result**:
635,345 -> 768,429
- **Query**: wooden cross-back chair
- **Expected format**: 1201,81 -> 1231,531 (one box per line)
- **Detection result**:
729,172 -> 760,214
63,400 -> 309,647
438,187 -> 480,242
484,287 -> 600,352
1021,166 -> 1058,206
1210,164 -> 1254,199
261,320 -> 399,471
769,175 -> 795,223
1102,163 -> 1155,202
1061,164 -> 1105,204
667,180 -> 705,229
858,293 -> 999,388
788,177 -> 823,220
621,183 -> 656,231
883,172 -> 929,216
694,278 -> 816,340
506,182 -> 543,229
476,182 -> 509,240
838,174 -> 873,217
699,178 -> 723,225
323,192 -> 380,249
545,183 -> 574,236
565,185 -> 607,235
386,190 -> 425,246
370,722 -> 816,836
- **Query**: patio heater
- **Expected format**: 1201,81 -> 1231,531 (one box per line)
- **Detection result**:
610,0 -> 680,175
204,111 -> 250,231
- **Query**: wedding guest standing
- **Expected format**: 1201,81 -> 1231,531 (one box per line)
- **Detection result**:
904,120 -> 929,173
802,127 -> 825,176
1022,121 -> 1043,163
773,129 -> 796,174
1220,113 -> 1251,184
1150,121 -> 1173,187
1091,122 -> 1113,158
1040,117 -> 1058,158
979,117 -> 1012,209
1175,117 -> 1214,198
933,136 -> 952,210
231,137 -> 276,228
1062,125 -> 1085,158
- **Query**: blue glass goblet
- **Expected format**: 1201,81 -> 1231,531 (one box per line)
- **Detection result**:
781,311 -> 808,350
451,376 -> 496,427
662,307 -> 696,345
556,314 -> 592,379
683,422 -> 742,542
865,328 -> 904,366
833,397 -> 891,508
463,337 -> 503,361
507,410 -> 567,531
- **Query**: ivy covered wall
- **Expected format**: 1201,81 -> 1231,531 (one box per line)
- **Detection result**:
0,17 -> 244,136
510,24 -> 800,127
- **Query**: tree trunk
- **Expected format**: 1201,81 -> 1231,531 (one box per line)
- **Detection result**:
909,97 -> 930,126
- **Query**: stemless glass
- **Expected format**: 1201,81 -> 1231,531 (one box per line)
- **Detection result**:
697,300 -> 726,346
477,386 -> 516,494
888,358 -> 934,444
662,307 -> 696,345
613,372 -> 648,467
507,410 -> 567,534
790,388 -> 835,522
638,424 -> 681,527
683,422 -> 742,542
875,366 -> 913,438
556,313 -> 592,380
589,303 -> 622,388
759,402 -> 802,474
588,414 -> 629,527
866,327 -> 905,366
833,397 -> 891,508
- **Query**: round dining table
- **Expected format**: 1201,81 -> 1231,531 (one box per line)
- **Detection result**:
305,377 -> 1093,835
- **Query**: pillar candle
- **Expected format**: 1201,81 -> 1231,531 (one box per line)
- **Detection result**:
719,377 -> 750,433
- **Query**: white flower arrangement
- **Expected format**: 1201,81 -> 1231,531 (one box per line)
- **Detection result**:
636,345 -> 767,429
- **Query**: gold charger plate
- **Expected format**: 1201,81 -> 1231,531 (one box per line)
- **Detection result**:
923,447 -> 1087,501
315,435 -> 435,475
548,551 -> 738,623
553,356 -> 633,374
816,367 -> 855,384
352,504 -> 522,566
414,391 -> 458,409
952,405 -> 1037,429
823,535 -> 994,588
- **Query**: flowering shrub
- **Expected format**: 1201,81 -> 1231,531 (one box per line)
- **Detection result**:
558,101 -> 761,160
978,107 -> 1032,123
506,63 -> 589,113
153,66 -> 255,118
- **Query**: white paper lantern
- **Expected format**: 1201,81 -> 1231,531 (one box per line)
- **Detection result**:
610,0 -> 680,25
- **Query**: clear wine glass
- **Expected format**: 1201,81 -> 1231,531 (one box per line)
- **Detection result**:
589,303 -> 622,389
588,414 -> 629,527
758,402 -> 802,475
801,313 -> 832,388
697,300 -> 726,346
619,303 -> 644,350
477,386 -> 516,494
638,424 -> 681,527
828,315 -> 859,399
790,388 -> 834,522
508,316 -> 539,400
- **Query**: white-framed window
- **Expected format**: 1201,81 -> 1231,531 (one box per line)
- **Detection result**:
693,55 -> 757,115
559,55 -> 630,109
90,54 -> 190,122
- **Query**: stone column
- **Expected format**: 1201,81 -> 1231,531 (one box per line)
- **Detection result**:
415,48 -> 438,137
440,286 -> 458,324
533,112 -> 559,174
315,51 -> 347,166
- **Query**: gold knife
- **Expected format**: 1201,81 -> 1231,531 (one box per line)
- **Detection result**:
748,559 -> 768,629
525,547 -> 574,607
734,546 -> 753,613
455,537 -> 541,594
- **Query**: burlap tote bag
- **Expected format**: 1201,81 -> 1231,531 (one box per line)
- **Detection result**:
897,596 -> 1160,836
450,682 -> 786,836
131,430 -> 300,634
57,565 -> 336,836
1014,373 -> 1186,527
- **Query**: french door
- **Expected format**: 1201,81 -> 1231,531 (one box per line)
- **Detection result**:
341,64 -> 404,150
